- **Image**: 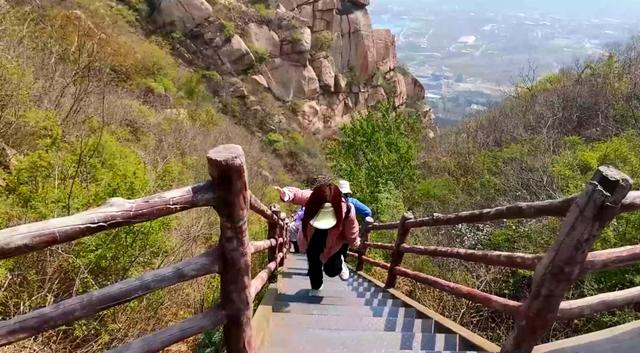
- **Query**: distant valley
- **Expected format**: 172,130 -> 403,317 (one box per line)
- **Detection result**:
369,0 -> 640,125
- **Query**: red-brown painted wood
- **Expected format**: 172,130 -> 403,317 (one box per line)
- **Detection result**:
0,182 -> 214,259
393,265 -> 523,316
356,218 -> 375,271
386,212 -> 414,289
501,166 -> 632,353
208,144 -> 254,353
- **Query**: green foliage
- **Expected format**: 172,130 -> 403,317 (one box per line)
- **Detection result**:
326,103 -> 422,217
290,29 -> 304,44
253,3 -> 274,19
248,45 -> 271,65
221,20 -> 236,39
266,132 -> 285,151
289,99 -> 305,114
313,31 -> 333,52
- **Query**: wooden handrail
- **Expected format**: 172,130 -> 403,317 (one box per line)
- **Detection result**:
106,305 -> 226,353
558,286 -> 640,320
0,181 -> 215,260
400,244 -> 542,270
369,190 -> 640,231
250,239 -> 277,254
250,194 -> 279,223
0,248 -> 221,346
393,265 -> 523,316
502,166 -> 632,353
250,252 -> 284,299
348,251 -> 390,270
366,242 -> 640,274
0,144 -> 292,353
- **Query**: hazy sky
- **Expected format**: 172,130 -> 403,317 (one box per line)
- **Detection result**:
381,0 -> 640,21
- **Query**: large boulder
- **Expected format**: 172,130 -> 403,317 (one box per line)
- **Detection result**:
263,59 -> 320,101
334,8 -> 376,81
245,23 -> 281,58
403,72 -> 426,104
281,27 -> 312,65
373,29 -> 397,73
311,57 -> 336,92
388,71 -> 407,107
219,35 -> 256,73
153,0 -> 213,32
299,101 -> 324,132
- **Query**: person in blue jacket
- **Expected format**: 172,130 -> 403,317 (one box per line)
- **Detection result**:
338,180 -> 373,221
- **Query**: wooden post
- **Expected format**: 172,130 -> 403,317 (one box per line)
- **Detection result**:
207,145 -> 254,353
267,205 -> 280,265
356,218 -> 374,271
501,166 -> 632,353
278,212 -> 287,267
385,212 -> 414,288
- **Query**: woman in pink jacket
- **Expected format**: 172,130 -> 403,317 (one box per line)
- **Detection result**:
276,183 -> 361,293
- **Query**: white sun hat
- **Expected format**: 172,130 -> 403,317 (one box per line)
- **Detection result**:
338,180 -> 352,194
310,203 -> 337,229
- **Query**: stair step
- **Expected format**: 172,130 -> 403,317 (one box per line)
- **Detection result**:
265,329 -> 459,352
273,302 -> 417,318
277,288 -> 395,299
270,313 -> 434,333
275,293 -> 404,307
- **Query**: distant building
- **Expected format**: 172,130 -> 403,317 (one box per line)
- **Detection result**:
457,35 -> 477,45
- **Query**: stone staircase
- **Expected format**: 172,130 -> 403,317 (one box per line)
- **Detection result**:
260,254 -> 487,353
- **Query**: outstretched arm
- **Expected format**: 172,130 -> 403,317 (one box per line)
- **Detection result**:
275,186 -> 312,206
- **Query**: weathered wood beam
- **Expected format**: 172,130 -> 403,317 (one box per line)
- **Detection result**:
250,194 -> 278,223
356,218 -> 375,271
368,241 -> 640,273
347,251 -> 391,270
250,239 -> 277,255
393,265 -> 523,316
208,144 -> 254,353
368,190 -> 640,231
501,166 -> 632,353
400,244 -> 542,270
386,212 -> 414,289
0,182 -> 215,259
365,242 -> 397,251
106,305 -> 226,353
0,248 -> 221,347
250,252 -> 284,299
558,286 -> 640,320
584,244 -> 640,272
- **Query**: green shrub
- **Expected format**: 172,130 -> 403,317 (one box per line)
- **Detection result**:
266,132 -> 286,151
313,31 -> 333,52
221,20 -> 236,39
326,102 -> 423,213
289,99 -> 305,114
248,45 -> 271,65
253,3 -> 274,19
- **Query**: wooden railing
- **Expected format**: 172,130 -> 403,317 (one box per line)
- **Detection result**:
352,166 -> 640,353
0,144 -> 290,353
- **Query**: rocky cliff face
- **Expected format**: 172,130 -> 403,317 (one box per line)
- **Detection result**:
153,0 -> 432,135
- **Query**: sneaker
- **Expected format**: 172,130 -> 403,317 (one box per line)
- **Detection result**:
309,285 -> 323,296
339,256 -> 350,280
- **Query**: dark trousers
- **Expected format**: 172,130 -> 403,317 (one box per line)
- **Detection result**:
291,240 -> 300,253
306,229 -> 348,290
